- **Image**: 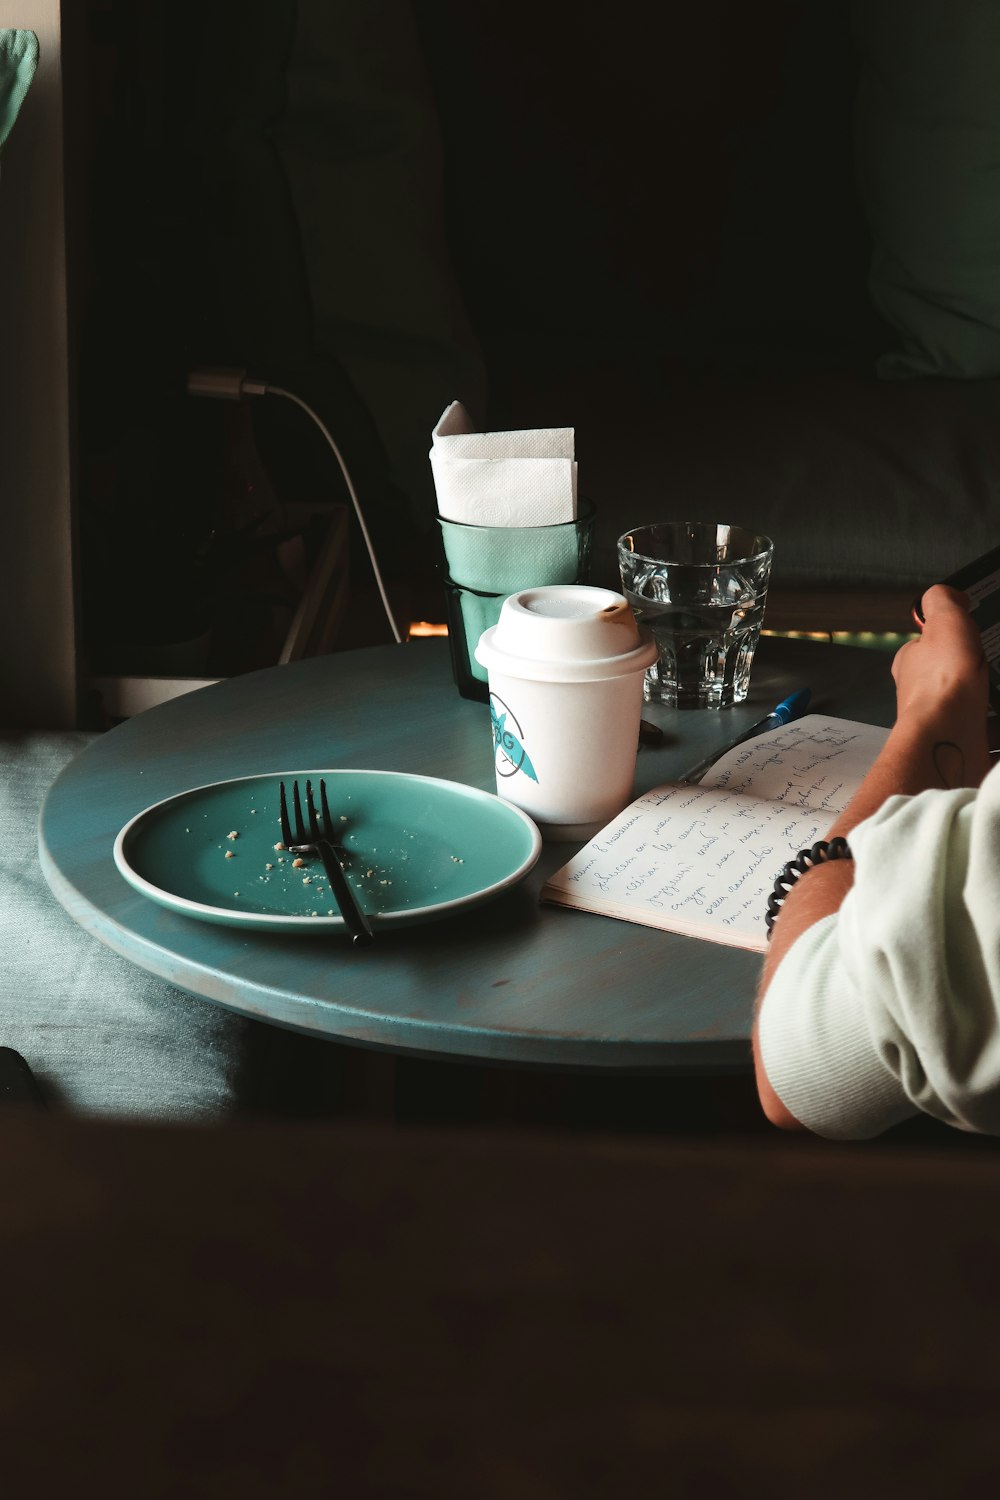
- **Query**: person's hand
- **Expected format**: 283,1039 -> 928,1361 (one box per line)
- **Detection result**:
893,585 -> 988,719
892,586 -> 990,784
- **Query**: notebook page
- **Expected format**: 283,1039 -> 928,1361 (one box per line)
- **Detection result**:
700,715 -> 888,815
541,781 -> 840,952
541,715 -> 888,950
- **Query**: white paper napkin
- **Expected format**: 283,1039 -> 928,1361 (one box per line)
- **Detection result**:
430,400 -> 577,526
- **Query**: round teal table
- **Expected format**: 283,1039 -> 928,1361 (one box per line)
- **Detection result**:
39,637 -> 896,1073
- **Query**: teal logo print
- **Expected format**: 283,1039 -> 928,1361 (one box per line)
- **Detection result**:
490,695 -> 538,782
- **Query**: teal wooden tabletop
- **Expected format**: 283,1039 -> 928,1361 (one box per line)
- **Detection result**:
38,636 -> 897,1072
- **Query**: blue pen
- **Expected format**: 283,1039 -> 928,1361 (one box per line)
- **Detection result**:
683,688 -> 812,783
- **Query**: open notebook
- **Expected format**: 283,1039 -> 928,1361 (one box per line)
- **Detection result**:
541,714 -> 888,953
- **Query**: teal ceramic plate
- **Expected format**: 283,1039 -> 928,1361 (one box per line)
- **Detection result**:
114,770 -> 542,934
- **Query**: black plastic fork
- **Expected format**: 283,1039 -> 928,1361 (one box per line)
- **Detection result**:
279,778 -> 373,946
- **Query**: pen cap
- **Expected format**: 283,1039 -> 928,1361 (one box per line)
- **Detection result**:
772,688 -> 812,724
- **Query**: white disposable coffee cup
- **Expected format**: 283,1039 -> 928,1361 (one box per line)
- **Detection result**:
474,584 -> 658,840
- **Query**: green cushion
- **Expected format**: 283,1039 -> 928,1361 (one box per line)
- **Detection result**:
0,29 -> 37,153
854,0 -> 1000,378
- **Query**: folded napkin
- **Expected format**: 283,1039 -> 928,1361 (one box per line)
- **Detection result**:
430,400 -> 577,526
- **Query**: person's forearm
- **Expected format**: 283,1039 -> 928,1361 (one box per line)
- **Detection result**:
826,701 -> 989,839
753,700 -> 989,1128
763,699 -> 989,988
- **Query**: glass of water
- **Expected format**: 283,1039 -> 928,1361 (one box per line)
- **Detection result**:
617,522 -> 774,708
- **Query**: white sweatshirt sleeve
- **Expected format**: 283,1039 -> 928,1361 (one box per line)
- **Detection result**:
758,761 -> 1000,1140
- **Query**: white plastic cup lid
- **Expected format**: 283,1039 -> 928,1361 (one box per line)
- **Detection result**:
474,584 -> 658,684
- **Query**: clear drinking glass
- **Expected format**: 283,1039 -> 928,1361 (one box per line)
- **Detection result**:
617,522 -> 773,708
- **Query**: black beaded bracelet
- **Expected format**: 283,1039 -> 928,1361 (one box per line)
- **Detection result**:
764,837 -> 853,939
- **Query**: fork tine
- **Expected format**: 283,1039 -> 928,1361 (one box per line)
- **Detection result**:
292,781 -> 306,844
319,779 -> 334,839
278,782 -> 293,846
304,779 -> 321,840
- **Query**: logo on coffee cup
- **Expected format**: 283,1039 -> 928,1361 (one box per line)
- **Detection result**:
490,694 -> 538,783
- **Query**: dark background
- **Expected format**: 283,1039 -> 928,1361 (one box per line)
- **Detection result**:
71,1 -> 894,675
